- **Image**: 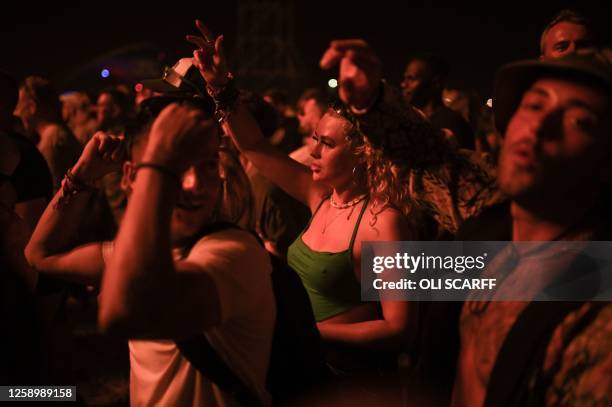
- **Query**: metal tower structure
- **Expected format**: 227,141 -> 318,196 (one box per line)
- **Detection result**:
231,0 -> 302,95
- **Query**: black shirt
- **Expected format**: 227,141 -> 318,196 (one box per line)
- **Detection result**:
7,132 -> 53,202
430,106 -> 475,150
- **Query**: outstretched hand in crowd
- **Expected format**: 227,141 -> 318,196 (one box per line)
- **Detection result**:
320,39 -> 382,109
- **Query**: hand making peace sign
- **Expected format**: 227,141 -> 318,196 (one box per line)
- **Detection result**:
186,20 -> 230,90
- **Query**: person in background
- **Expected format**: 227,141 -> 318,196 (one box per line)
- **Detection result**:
0,132 -> 46,386
95,87 -> 134,225
442,88 -> 482,133
474,105 -> 502,160
60,91 -> 98,146
540,9 -> 598,60
0,71 -> 52,231
263,88 -> 302,154
14,75 -> 81,193
238,91 -> 311,259
402,56 -> 475,149
96,87 -> 132,134
292,88 -> 328,166
7,73 -> 82,389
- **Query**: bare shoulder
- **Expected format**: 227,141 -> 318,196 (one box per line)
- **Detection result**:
360,204 -> 416,241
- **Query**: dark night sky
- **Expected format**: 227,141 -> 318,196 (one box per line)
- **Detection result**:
1,1 -> 608,99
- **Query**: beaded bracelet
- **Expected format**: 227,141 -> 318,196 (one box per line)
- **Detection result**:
66,168 -> 96,191
206,74 -> 240,123
53,168 -> 97,210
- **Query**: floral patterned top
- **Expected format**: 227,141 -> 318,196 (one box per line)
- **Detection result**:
454,231 -> 611,407
352,83 -> 504,235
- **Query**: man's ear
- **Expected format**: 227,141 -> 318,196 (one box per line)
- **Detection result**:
120,161 -> 135,193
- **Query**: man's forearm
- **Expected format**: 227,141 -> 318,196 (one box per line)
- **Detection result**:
317,319 -> 412,350
99,168 -> 178,333
224,103 -> 267,152
25,169 -> 96,266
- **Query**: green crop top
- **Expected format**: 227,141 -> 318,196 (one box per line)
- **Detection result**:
287,197 -> 369,322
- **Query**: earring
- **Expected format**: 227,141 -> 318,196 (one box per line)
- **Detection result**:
351,164 -> 366,186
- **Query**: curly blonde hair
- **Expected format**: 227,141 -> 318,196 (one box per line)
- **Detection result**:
361,140 -> 414,216
327,105 -> 416,220
217,138 -> 255,229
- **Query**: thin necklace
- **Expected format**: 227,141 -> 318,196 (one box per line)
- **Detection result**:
321,197 -> 365,234
330,193 -> 368,209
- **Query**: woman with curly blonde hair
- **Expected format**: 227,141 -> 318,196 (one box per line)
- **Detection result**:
187,22 -> 502,381
186,23 -> 426,381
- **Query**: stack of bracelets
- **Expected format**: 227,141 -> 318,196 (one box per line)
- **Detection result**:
206,73 -> 240,124
54,168 -> 97,210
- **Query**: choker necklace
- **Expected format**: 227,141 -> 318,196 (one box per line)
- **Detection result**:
330,193 -> 368,209
321,194 -> 368,234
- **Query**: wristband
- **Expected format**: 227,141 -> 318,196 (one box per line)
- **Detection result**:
206,74 -> 240,123
133,162 -> 182,187
53,168 -> 97,210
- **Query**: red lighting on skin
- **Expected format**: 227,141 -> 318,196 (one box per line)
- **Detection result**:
135,83 -> 143,92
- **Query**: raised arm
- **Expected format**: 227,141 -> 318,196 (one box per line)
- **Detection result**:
319,39 -> 437,156
320,39 -> 501,234
187,20 -> 328,210
25,132 -> 123,285
99,104 -> 223,339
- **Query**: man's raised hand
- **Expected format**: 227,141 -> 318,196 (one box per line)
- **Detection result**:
320,39 -> 382,109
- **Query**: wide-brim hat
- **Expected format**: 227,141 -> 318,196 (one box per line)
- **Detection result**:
493,48 -> 612,134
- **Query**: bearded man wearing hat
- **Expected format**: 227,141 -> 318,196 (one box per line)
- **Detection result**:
452,49 -> 612,406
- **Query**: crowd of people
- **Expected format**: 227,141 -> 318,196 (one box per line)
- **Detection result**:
1,9 -> 610,407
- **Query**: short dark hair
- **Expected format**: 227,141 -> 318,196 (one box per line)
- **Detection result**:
21,76 -> 62,121
407,56 -> 450,86
124,116 -> 152,161
0,70 -> 19,114
540,9 -> 594,54
129,95 -> 216,159
297,88 -> 328,110
99,87 -> 133,117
